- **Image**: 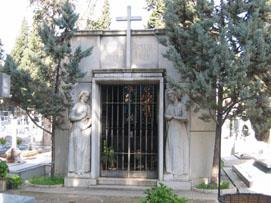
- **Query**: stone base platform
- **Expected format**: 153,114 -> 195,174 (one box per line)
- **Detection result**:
232,161 -> 255,187
161,174 -> 192,190
65,175 -> 192,190
232,160 -> 271,195
9,163 -> 50,180
98,177 -> 157,187
160,180 -> 192,190
65,175 -> 97,187
65,176 -> 158,188
10,184 -> 218,203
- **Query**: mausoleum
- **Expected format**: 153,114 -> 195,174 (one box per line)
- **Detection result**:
54,28 -> 215,189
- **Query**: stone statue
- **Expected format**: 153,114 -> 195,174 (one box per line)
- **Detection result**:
165,88 -> 189,178
68,90 -> 92,175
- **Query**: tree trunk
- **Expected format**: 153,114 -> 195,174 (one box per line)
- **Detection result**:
51,117 -> 56,177
210,120 -> 221,185
51,59 -> 61,177
211,84 -> 223,198
42,117 -> 52,146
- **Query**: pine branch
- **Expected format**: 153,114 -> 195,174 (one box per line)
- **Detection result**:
25,110 -> 52,135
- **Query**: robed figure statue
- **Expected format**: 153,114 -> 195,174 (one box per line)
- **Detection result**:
68,90 -> 92,175
165,88 -> 189,178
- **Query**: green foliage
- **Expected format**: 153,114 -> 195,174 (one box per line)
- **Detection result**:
16,137 -> 23,145
163,0 -> 271,183
101,140 -> 116,169
247,97 -> 271,142
86,0 -> 111,30
0,39 -> 3,63
221,160 -> 224,169
3,0 -> 92,122
29,176 -> 64,185
10,18 -> 29,67
0,161 -> 8,178
0,138 -> 7,145
141,184 -> 187,203
196,181 -> 230,190
6,175 -> 23,189
146,0 -> 165,28
2,0 -> 92,176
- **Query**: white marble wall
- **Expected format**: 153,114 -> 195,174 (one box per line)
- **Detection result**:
70,30 -> 177,79
56,30 -> 215,184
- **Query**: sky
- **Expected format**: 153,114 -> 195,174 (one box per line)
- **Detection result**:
0,0 -> 150,55
0,0 -> 32,54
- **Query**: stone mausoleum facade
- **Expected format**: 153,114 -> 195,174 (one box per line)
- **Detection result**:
55,30 -> 215,189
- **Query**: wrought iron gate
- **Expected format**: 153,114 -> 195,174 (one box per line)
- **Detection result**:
101,84 -> 158,178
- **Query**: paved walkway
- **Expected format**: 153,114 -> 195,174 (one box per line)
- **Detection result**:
8,185 -> 218,203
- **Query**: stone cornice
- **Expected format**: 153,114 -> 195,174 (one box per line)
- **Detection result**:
74,29 -> 165,37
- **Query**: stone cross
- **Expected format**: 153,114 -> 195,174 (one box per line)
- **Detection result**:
116,6 -> 142,68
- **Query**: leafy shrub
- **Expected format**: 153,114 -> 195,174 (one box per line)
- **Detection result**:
29,176 -> 64,185
6,175 -> 23,189
16,137 -> 23,145
196,181 -> 230,190
141,183 -> 187,203
0,138 -> 7,145
0,161 -> 8,178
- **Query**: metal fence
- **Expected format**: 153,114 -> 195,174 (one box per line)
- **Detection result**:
219,193 -> 271,203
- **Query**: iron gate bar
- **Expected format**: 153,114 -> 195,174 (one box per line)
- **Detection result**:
101,84 -> 158,178
128,87 -> 131,175
105,87 -> 109,169
151,85 -> 154,169
139,85 -> 142,171
133,86 -> 137,170
116,86 -> 119,169
145,112 -> 148,170
122,88 -> 125,170
111,86 -> 113,154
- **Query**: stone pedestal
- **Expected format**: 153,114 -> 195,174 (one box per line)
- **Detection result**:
161,174 -> 191,190
65,173 -> 97,187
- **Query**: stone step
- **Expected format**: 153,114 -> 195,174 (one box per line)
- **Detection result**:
89,184 -> 150,191
97,177 -> 157,187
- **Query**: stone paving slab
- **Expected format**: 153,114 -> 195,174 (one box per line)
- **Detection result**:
8,185 -> 218,203
0,193 -> 37,203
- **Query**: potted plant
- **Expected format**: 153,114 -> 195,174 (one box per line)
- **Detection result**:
0,160 -> 8,191
101,140 -> 116,170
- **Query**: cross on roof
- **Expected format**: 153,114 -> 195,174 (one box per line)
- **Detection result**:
116,6 -> 142,68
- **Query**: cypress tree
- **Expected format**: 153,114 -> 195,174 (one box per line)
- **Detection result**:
86,0 -> 111,30
10,18 -> 29,67
146,0 -> 165,28
0,39 -> 3,65
3,0 -> 92,176
163,0 -> 271,187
